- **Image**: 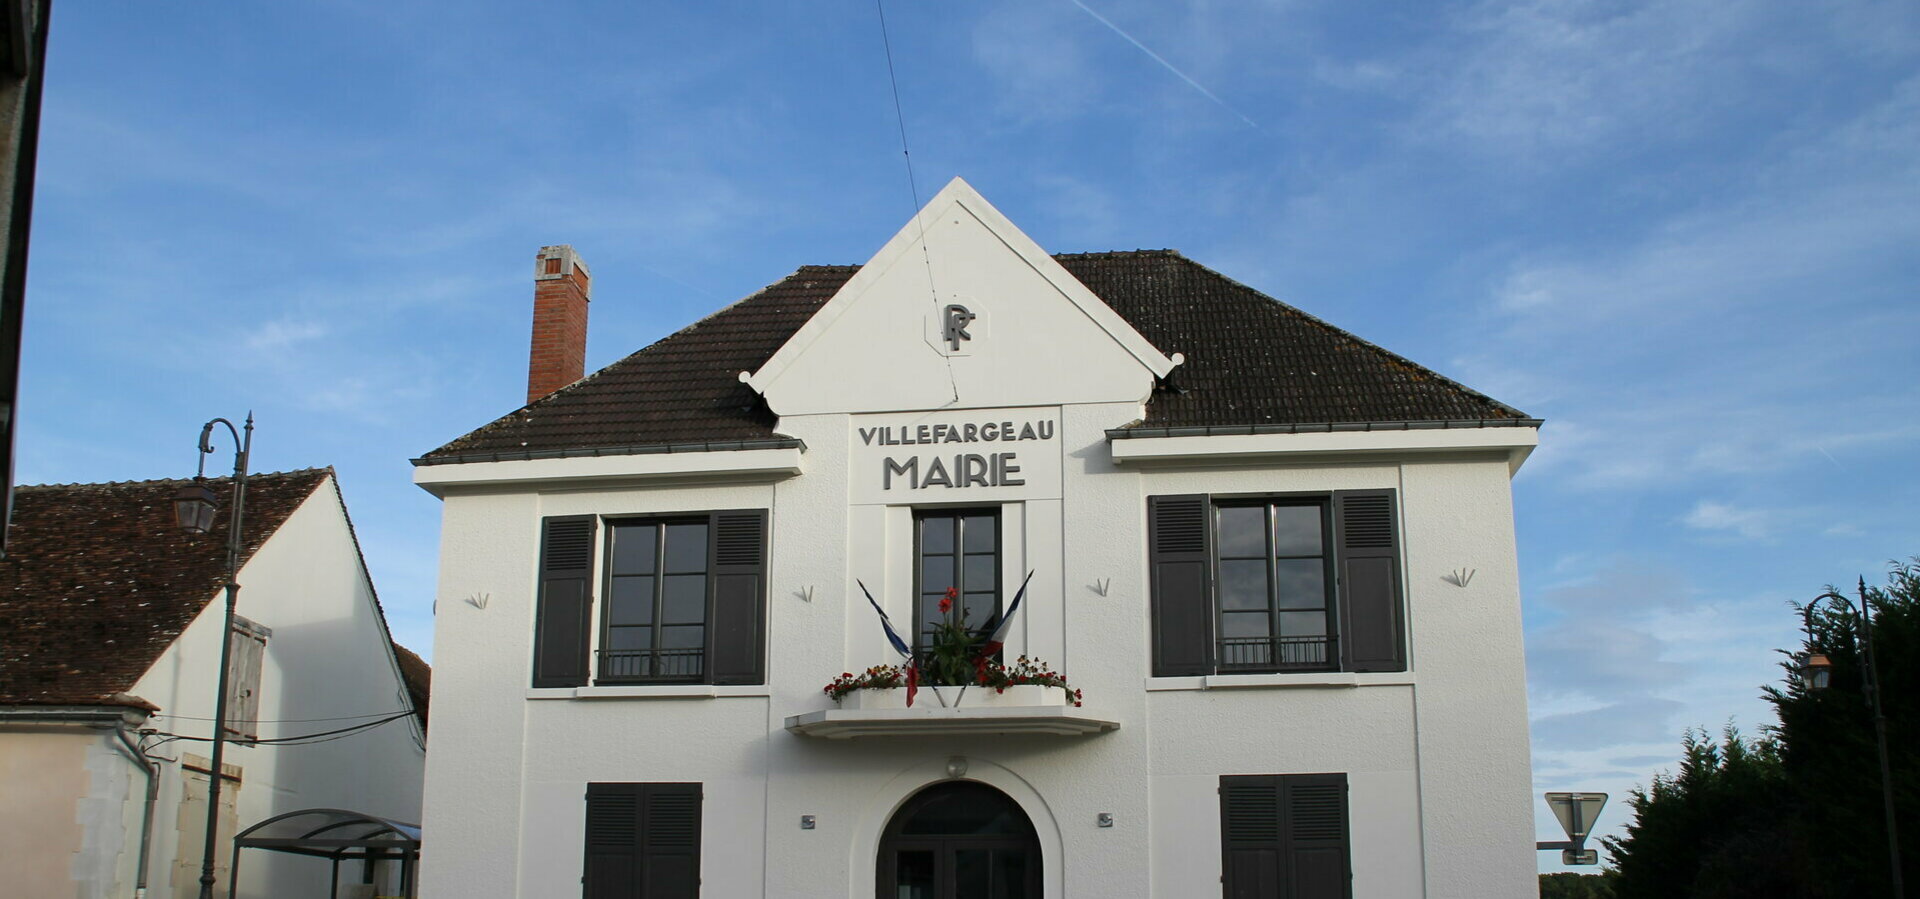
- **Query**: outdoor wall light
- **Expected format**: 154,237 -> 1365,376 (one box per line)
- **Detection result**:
799,815 -> 816,830
946,757 -> 968,779
172,481 -> 218,534
1800,652 -> 1833,691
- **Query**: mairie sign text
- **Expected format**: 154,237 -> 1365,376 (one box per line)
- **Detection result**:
860,419 -> 1055,491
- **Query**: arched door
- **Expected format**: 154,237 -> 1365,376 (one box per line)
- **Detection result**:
877,781 -> 1042,899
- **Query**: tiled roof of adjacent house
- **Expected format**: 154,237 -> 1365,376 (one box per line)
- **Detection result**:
418,251 -> 1531,463
392,641 -> 431,736
0,469 -> 329,707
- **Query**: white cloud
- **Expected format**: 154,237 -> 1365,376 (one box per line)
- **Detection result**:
1529,619 -> 1687,696
1404,0 -> 1913,164
244,319 -> 329,355
1682,500 -> 1775,540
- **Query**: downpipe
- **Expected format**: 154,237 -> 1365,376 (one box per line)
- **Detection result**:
114,724 -> 160,899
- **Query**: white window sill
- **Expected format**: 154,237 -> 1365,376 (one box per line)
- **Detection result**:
1144,672 -> 1415,692
526,685 -> 771,701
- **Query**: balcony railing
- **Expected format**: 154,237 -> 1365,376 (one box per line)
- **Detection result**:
596,648 -> 703,683
1217,635 -> 1336,672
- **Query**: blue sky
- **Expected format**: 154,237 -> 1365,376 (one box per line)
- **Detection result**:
24,0 -> 1919,871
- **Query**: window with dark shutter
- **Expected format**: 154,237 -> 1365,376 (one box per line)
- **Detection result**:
534,516 -> 597,688
1219,774 -> 1351,899
596,510 -> 768,686
1334,491 -> 1405,672
1149,495 -> 1213,676
1147,491 -> 1405,676
584,782 -> 703,899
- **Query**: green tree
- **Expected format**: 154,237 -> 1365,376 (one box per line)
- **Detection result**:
1763,560 -> 1920,897
1539,871 -> 1615,899
1601,560 -> 1920,899
1602,725 -> 1808,897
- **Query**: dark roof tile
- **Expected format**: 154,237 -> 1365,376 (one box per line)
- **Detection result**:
0,470 -> 329,707
419,252 -> 1526,461
391,641 -> 430,736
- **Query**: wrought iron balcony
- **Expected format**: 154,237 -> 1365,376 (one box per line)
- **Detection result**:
595,648 -> 703,683
1217,635 -> 1336,672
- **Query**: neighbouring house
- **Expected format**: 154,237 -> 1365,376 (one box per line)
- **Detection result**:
413,177 -> 1541,898
0,467 -> 427,899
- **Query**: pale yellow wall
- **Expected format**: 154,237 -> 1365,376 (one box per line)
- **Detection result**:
0,729 -> 94,898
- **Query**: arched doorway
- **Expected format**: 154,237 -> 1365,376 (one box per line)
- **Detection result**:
877,781 -> 1042,899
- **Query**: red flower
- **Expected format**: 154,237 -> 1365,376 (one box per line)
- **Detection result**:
938,596 -> 952,614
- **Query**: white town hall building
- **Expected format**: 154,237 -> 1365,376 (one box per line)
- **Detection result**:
412,178 -> 1542,898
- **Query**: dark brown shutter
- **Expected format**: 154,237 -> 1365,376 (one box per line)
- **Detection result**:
584,783 -> 702,899
1284,774 -> 1351,899
1219,774 -> 1351,899
704,510 -> 767,685
1334,491 -> 1405,673
1220,775 -> 1283,898
641,783 -> 702,898
1150,495 -> 1213,676
584,783 -> 641,899
534,516 -> 597,688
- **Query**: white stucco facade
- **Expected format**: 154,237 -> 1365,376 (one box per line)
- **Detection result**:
416,179 -> 1538,898
0,473 -> 427,899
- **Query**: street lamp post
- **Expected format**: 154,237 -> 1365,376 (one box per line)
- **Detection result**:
1799,578 -> 1904,899
171,414 -> 252,899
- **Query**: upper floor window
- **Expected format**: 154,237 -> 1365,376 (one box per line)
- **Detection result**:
1149,491 -> 1405,677
530,511 -> 767,689
602,519 -> 711,682
1214,501 -> 1333,671
914,508 -> 1001,652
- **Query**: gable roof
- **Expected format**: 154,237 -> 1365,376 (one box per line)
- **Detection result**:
0,469 -> 329,707
418,250 -> 1531,463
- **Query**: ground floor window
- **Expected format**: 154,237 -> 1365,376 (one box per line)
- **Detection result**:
583,782 -> 702,899
879,781 -> 1039,899
1219,773 -> 1351,899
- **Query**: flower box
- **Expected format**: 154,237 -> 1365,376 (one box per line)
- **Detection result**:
837,684 -> 1069,711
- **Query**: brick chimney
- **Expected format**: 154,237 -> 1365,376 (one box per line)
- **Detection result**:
527,245 -> 590,404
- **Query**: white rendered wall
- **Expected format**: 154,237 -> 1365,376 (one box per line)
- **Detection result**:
0,724 -> 149,899
129,476 -> 427,899
418,399 -> 1536,898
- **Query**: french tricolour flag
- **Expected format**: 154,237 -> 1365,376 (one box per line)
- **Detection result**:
857,579 -> 922,706
975,570 -> 1035,657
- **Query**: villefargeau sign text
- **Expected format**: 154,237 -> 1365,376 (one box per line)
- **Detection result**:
849,409 -> 1062,504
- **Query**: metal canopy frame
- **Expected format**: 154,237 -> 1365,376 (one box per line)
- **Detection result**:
229,808 -> 420,899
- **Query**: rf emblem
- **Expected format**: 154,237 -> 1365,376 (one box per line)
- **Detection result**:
942,304 -> 976,352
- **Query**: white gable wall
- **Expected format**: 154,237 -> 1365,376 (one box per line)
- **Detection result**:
747,178 -> 1174,416
128,475 -> 426,899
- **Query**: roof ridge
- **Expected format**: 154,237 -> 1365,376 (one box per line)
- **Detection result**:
1051,248 -> 1183,259
16,468 -> 332,491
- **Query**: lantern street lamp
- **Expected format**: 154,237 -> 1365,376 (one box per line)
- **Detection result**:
175,414 -> 252,899
1799,579 -> 1903,899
